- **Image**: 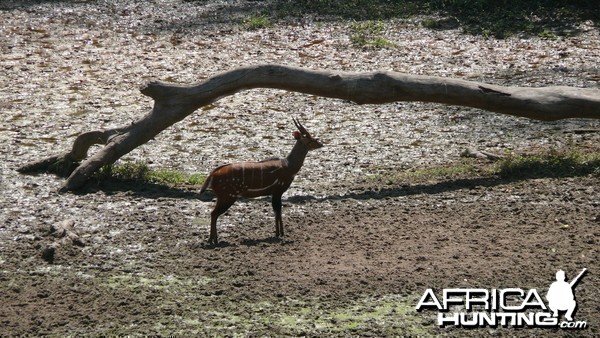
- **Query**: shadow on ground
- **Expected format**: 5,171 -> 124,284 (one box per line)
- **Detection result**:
4,0 -> 598,38
72,154 -> 599,205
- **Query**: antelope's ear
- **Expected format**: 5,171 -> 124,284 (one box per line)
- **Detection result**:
293,131 -> 302,139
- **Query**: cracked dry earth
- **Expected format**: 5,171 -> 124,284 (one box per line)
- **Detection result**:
1,0 -> 599,336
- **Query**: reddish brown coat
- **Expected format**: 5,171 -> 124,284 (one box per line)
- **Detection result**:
202,159 -> 295,199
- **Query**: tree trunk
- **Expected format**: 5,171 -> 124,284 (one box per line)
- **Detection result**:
18,64 -> 600,191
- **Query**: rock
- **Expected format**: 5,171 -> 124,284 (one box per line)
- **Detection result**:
460,148 -> 504,161
41,245 -> 56,264
51,219 -> 86,246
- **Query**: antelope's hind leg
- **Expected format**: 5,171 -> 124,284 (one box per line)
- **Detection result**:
209,198 -> 236,245
272,194 -> 284,237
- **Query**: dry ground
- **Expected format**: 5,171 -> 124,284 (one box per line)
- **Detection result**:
1,0 -> 599,336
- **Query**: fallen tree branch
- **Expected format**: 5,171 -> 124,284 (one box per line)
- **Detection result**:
18,129 -> 124,177
18,64 -> 600,191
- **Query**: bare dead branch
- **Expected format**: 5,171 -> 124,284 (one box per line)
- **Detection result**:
18,64 -> 600,191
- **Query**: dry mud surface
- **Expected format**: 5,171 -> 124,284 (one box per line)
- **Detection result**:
1,1 -> 599,336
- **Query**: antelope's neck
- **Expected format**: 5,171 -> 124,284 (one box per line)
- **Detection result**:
285,141 -> 308,174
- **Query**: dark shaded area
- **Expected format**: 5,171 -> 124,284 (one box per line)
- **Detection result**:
75,177 -> 212,201
425,0 -> 599,38
496,153 -> 600,179
291,163 -> 599,204
4,0 -> 598,38
0,0 -> 72,10
71,152 -> 599,206
240,236 -> 292,246
266,0 -> 599,37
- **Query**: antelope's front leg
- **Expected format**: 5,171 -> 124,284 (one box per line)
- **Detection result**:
209,211 -> 218,245
272,194 -> 283,237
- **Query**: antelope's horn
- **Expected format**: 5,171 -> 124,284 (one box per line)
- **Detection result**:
293,117 -> 310,136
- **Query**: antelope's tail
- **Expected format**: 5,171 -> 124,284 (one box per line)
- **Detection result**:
200,174 -> 212,194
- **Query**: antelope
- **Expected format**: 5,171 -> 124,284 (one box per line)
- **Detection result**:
200,118 -> 323,245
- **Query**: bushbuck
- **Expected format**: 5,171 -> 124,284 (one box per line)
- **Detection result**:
200,118 -> 323,244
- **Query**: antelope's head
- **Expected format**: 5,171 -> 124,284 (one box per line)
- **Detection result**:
292,117 -> 323,151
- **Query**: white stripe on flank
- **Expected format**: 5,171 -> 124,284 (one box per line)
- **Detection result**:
241,163 -> 245,185
246,179 -> 280,192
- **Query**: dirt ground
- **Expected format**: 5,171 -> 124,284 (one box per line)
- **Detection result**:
1,0 -> 599,336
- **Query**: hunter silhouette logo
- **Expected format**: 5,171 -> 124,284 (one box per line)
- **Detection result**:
546,268 -> 586,322
416,268 -> 588,329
